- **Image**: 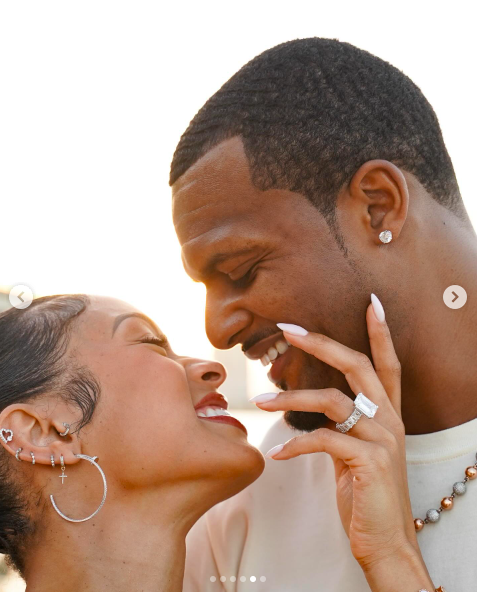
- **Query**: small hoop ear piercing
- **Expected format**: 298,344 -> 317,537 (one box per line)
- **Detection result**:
51,454 -> 55,467
0,428 -> 14,443
30,452 -> 36,464
59,423 -> 70,437
379,230 -> 393,244
50,454 -> 107,523
15,448 -> 23,462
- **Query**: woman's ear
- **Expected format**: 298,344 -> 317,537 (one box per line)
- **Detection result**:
0,399 -> 82,466
345,159 -> 409,244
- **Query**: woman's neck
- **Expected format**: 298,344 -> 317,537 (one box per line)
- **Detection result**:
24,488 -> 196,592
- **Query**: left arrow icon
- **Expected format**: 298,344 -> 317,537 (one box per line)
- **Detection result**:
9,285 -> 34,309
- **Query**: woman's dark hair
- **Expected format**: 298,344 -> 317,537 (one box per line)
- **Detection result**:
0,294 -> 100,577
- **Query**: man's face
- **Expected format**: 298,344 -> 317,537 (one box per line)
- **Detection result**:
172,136 -> 373,432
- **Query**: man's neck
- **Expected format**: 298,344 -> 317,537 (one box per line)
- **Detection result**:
396,215 -> 477,435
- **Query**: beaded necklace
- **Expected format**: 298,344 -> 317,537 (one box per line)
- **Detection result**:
413,452 -> 477,531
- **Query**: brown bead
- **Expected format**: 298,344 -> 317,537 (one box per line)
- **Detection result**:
441,497 -> 454,510
414,518 -> 425,531
465,466 -> 477,479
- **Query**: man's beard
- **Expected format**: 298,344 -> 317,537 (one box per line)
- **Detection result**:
280,354 -> 332,433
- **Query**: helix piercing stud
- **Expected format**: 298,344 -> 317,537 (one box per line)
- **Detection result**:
15,448 -> 23,462
0,428 -> 14,443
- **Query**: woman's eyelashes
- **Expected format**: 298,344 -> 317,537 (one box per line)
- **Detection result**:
139,335 -> 169,354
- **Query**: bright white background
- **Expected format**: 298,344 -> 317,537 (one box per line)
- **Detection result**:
0,2 -> 475,589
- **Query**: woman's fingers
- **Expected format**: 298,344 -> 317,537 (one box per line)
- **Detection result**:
251,388 -> 392,443
367,296 -> 402,418
279,326 -> 390,414
265,427 -> 377,462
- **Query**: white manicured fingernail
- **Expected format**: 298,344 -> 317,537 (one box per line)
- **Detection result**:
371,293 -> 385,322
249,392 -> 278,403
277,323 -> 308,336
265,444 -> 285,459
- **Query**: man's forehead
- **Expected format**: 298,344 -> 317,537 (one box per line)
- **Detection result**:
172,136 -> 262,245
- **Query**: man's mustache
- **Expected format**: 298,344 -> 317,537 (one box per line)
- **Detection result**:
241,327 -> 283,354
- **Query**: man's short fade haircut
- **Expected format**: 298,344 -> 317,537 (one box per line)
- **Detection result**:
169,37 -> 463,223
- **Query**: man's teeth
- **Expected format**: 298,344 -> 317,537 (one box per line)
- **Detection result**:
196,406 -> 232,418
260,339 -> 289,366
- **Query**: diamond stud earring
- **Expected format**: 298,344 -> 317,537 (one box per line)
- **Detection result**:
379,230 -> 393,244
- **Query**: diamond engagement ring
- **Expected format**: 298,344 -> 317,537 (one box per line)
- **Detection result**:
336,393 -> 379,433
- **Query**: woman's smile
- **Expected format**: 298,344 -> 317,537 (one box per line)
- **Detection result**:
194,392 -> 248,434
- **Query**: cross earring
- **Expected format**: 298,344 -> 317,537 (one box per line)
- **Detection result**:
59,454 -> 68,484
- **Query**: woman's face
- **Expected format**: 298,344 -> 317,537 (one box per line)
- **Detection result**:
70,296 -> 264,509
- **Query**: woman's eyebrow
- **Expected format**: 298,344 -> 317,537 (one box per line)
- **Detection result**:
111,312 -> 162,337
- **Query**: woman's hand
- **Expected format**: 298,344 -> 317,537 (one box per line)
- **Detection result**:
251,296 -> 421,573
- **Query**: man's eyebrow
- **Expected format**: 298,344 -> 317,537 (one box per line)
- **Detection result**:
112,312 -> 162,337
199,248 -> 256,280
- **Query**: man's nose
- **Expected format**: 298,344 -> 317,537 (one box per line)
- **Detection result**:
184,358 -> 227,389
205,289 -> 253,350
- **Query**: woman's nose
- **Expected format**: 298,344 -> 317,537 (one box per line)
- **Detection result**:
186,359 -> 227,389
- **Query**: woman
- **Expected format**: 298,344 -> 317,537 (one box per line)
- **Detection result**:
0,294 -> 265,591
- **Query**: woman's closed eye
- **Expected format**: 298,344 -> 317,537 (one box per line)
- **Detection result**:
139,335 -> 169,355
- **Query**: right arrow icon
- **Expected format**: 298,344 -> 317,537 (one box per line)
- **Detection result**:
444,285 -> 467,309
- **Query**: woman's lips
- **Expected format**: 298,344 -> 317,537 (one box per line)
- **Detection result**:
198,414 -> 248,435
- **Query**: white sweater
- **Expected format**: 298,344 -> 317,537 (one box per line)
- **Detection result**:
184,415 -> 477,591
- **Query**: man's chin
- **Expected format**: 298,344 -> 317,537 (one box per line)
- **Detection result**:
284,410 -> 330,432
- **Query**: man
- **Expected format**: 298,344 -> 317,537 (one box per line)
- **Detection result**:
170,38 -> 477,591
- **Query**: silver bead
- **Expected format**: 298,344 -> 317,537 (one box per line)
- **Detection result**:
426,509 -> 440,523
453,481 -> 466,495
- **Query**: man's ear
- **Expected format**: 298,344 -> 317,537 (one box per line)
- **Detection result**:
343,159 -> 409,244
0,400 -> 82,466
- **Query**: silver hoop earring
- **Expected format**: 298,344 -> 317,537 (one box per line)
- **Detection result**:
59,423 -> 70,437
15,448 -> 23,462
30,452 -> 36,464
379,230 -> 393,244
50,454 -> 107,523
51,454 -> 55,467
0,428 -> 14,443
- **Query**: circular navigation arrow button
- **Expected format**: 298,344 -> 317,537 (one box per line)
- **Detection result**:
9,285 -> 34,309
443,285 -> 467,310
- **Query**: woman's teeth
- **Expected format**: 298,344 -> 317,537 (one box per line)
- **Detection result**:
196,406 -> 232,418
261,339 -> 289,366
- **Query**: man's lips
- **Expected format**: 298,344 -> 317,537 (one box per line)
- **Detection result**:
268,346 -> 293,384
244,332 -> 284,361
